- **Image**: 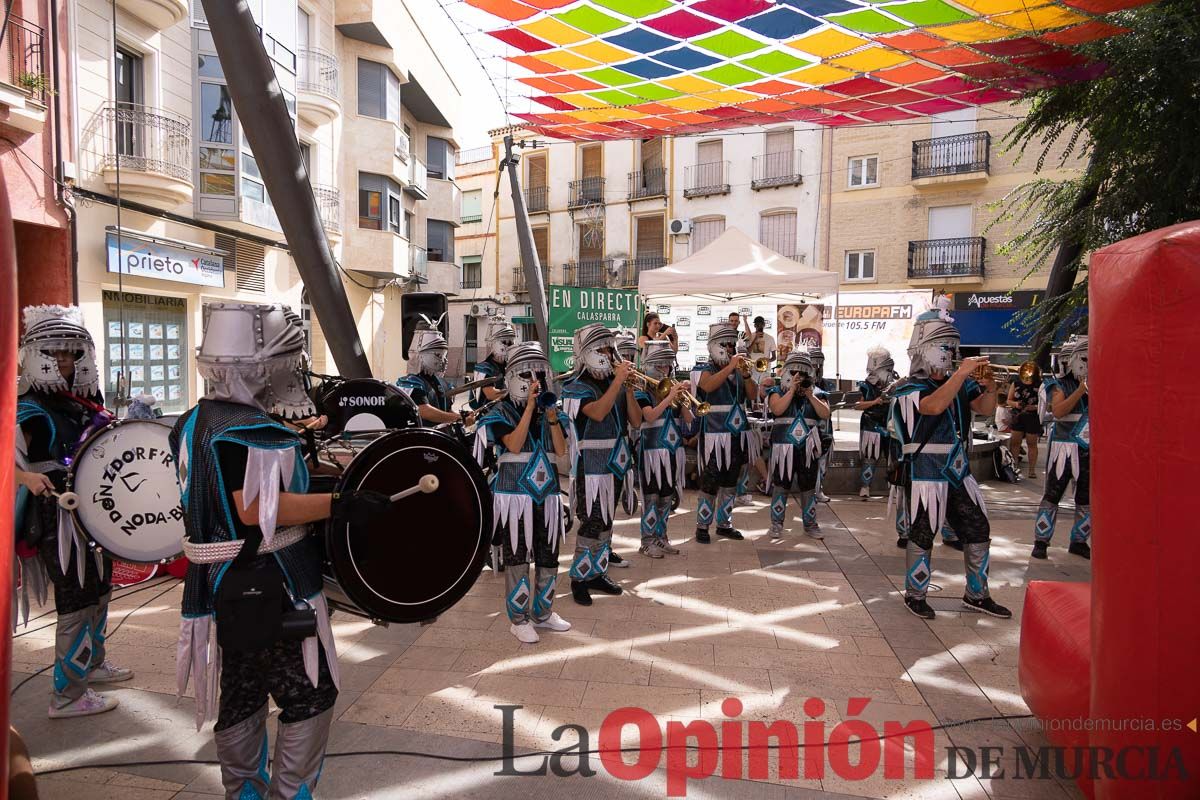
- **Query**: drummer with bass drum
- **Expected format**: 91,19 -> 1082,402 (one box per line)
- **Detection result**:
396,318 -> 476,427
13,305 -> 133,719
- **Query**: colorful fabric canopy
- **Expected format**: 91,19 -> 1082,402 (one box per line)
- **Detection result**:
472,0 -> 1151,138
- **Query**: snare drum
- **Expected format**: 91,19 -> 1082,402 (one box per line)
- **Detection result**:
66,418 -> 185,564
315,426 -> 492,623
316,378 -> 421,435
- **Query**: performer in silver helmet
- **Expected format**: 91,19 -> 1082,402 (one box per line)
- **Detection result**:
13,305 -> 132,718
561,324 -> 641,605
170,302 -> 391,799
398,318 -> 474,426
808,346 -> 835,503
633,341 -> 691,557
1032,334 -> 1090,560
765,349 -> 830,539
690,322 -> 753,543
476,342 -> 571,642
889,309 -> 1010,621
469,316 -> 516,411
853,347 -> 896,500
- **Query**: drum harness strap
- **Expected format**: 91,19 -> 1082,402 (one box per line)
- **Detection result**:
182,525 -> 309,564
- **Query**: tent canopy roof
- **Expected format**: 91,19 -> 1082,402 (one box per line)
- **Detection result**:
638,226 -> 838,304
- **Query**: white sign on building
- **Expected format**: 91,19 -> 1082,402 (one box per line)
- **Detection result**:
105,231 -> 225,288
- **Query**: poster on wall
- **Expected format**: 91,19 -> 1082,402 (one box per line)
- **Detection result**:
817,290 -> 934,380
652,302 -> 776,371
547,285 -> 643,373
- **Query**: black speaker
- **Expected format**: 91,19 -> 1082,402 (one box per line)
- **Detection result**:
401,292 -> 448,359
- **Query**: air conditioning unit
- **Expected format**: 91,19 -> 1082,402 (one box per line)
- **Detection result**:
669,218 -> 691,235
470,304 -> 484,316
499,293 -> 516,304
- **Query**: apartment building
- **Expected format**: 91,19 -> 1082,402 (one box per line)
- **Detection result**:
67,0 -> 471,413
447,143 -> 500,377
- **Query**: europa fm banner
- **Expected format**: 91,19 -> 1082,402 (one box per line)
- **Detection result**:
547,285 -> 642,373
819,290 -> 934,379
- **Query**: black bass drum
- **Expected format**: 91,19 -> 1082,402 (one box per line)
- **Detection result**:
316,378 -> 421,435
319,427 -> 491,623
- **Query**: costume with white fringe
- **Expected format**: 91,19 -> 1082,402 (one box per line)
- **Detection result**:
169,303 -> 336,800
477,342 -> 568,624
615,330 -> 641,516
858,347 -> 896,491
809,347 -> 836,499
1034,335 -> 1090,549
766,349 -> 826,536
396,321 -> 452,413
691,323 -> 750,534
634,341 -> 687,550
13,304 -> 119,708
890,305 -> 993,603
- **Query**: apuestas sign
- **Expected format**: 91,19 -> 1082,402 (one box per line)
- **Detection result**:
106,231 -> 225,288
547,285 -> 643,372
951,290 -> 1042,311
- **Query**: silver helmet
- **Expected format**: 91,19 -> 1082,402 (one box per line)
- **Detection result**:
614,330 -> 638,364
779,348 -> 814,392
197,302 -> 315,419
641,340 -> 676,378
19,305 -> 100,396
706,322 -> 738,366
907,316 -> 960,378
484,316 -> 517,364
573,323 -> 617,379
410,325 -> 449,377
1059,335 -> 1088,382
809,346 -> 826,380
504,341 -> 551,405
865,346 -> 895,386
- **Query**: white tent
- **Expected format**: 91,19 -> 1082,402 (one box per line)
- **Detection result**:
638,227 -> 839,305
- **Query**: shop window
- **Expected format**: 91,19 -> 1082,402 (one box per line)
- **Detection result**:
103,290 -> 189,413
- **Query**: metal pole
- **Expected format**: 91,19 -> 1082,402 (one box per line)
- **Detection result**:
503,134 -> 548,344
0,170 -> 18,787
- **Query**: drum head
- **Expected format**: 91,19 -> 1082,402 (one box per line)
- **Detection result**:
69,419 -> 184,563
326,428 -> 491,623
318,379 -> 420,435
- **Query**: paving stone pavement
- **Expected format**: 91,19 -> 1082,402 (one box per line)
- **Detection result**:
10,468 -> 1092,799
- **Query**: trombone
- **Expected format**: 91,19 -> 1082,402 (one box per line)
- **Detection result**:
624,367 -> 710,415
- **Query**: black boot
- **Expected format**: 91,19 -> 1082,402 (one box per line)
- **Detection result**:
1031,541 -> 1049,560
896,536 -> 908,549
716,527 -> 744,541
905,597 -> 935,620
571,580 -> 592,606
1068,541 -> 1091,560
588,574 -> 623,595
695,528 -> 711,544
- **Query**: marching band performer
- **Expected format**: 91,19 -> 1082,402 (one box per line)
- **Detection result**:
562,324 -> 641,605
809,346 -> 835,503
13,305 -> 132,718
397,320 -> 473,426
692,322 -> 752,543
1032,335 -> 1090,560
615,330 -> 641,517
171,302 -> 389,799
766,350 -> 830,540
634,341 -> 690,557
469,316 -> 516,411
477,342 -> 572,641
890,312 -> 1011,621
854,347 -> 896,501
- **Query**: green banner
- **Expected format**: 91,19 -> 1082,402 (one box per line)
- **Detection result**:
547,285 -> 643,372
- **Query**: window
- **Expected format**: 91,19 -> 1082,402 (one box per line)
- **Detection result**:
462,189 -> 482,223
357,59 -> 399,122
299,141 -> 312,175
848,156 -> 878,188
636,214 -> 665,258
691,216 -> 725,253
519,322 -> 537,343
358,172 -> 402,232
845,251 -> 875,282
461,255 -> 482,289
427,219 -> 455,263
527,153 -> 547,188
577,222 -> 603,260
199,82 -> 233,144
759,210 -> 797,258
114,46 -> 143,156
464,315 -> 478,371
764,128 -> 795,177
532,226 -> 549,266
427,137 -> 454,181
697,139 -> 722,165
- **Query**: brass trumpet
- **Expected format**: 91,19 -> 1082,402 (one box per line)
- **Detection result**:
737,357 -> 771,377
624,368 -> 710,415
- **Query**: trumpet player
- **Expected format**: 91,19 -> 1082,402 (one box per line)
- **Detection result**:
691,322 -> 753,543
475,342 -> 572,642
809,347 -> 835,504
890,313 -> 1011,621
616,331 -> 642,517
855,347 -> 896,501
562,324 -> 641,605
1032,335 -> 1090,560
634,341 -> 692,558
766,349 -> 831,539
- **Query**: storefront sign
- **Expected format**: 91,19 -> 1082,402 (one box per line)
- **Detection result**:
106,232 -> 225,288
547,285 -> 643,372
819,290 -> 934,378
951,290 -> 1042,311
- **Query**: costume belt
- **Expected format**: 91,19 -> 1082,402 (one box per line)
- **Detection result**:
498,452 -> 534,463
1057,413 -> 1082,422
706,404 -> 733,413
902,442 -> 955,454
773,416 -> 795,425
579,438 -> 617,450
642,418 -> 667,430
182,525 -> 309,564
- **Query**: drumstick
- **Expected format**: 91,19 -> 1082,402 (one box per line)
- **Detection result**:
51,490 -> 79,510
389,474 -> 439,502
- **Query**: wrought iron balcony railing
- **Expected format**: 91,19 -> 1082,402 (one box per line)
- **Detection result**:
525,184 -> 548,213
568,177 -> 604,208
912,132 -> 991,179
619,255 -> 668,286
512,265 -> 553,292
751,150 -> 802,190
100,102 -> 192,181
311,184 -> 340,234
683,161 -> 730,198
628,167 -> 667,200
1,15 -> 47,103
562,259 -> 612,288
297,47 -> 338,100
907,236 -> 986,278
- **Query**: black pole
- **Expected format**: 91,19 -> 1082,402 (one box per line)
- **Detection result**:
503,135 -> 548,344
200,0 -> 370,378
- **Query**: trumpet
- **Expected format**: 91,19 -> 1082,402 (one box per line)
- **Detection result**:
737,356 -> 771,377
624,367 -> 710,415
959,360 -> 1023,383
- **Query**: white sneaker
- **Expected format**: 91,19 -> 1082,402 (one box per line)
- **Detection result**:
657,539 -> 681,555
90,659 -> 133,684
804,525 -> 825,540
769,525 -> 784,540
815,491 -> 832,503
639,542 -> 665,559
734,494 -> 753,507
48,688 -> 119,719
859,487 -> 870,501
510,622 -> 540,643
532,612 -> 572,632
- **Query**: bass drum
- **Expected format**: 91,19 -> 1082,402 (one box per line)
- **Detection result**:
316,378 -> 421,435
318,427 -> 492,623
67,418 -> 184,564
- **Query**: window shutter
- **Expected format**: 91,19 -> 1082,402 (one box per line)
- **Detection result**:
581,145 -> 601,178
357,60 -> 382,118
578,224 -> 603,260
528,154 -> 547,188
691,217 -> 725,253
234,240 -> 266,293
641,138 -> 663,172
386,69 -> 400,123
766,129 -> 793,154
697,140 -> 721,164
759,212 -> 797,259
532,226 -> 549,265
214,233 -> 237,271
636,215 -> 664,256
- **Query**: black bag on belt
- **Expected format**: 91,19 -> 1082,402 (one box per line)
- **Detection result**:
215,529 -> 316,652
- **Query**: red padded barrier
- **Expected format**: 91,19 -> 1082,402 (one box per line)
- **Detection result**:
1089,221 -> 1200,798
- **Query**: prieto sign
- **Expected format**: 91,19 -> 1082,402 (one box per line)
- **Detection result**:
106,231 -> 225,288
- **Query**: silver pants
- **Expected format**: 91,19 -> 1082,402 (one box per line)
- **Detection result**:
506,564 -> 558,624
214,702 -> 333,800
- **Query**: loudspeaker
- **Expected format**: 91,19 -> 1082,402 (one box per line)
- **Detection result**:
401,292 -> 448,360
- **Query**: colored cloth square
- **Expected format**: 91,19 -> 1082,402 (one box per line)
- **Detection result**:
645,10 -> 724,37
691,0 -> 773,22
488,28 -> 553,52
653,45 -> 722,70
694,30 -> 767,58
605,27 -> 676,53
738,8 -> 823,40
880,0 -> 971,26
591,0 -> 674,17
619,59 -> 681,79
740,50 -> 810,75
555,5 -> 628,35
698,63 -> 764,86
826,9 -> 910,34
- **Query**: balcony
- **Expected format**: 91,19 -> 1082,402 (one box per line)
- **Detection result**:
525,185 -> 548,214
411,245 -> 428,277
114,0 -> 187,30
312,184 -> 341,238
512,265 -> 552,293
627,167 -> 667,201
683,161 -> 730,199
404,158 -> 428,199
0,15 -> 48,135
751,150 -> 803,190
296,48 -> 340,126
98,102 -> 192,207
568,177 -> 604,209
562,259 -> 612,288
457,146 -> 493,165
395,129 -> 410,164
912,132 -> 990,186
907,237 -> 986,282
